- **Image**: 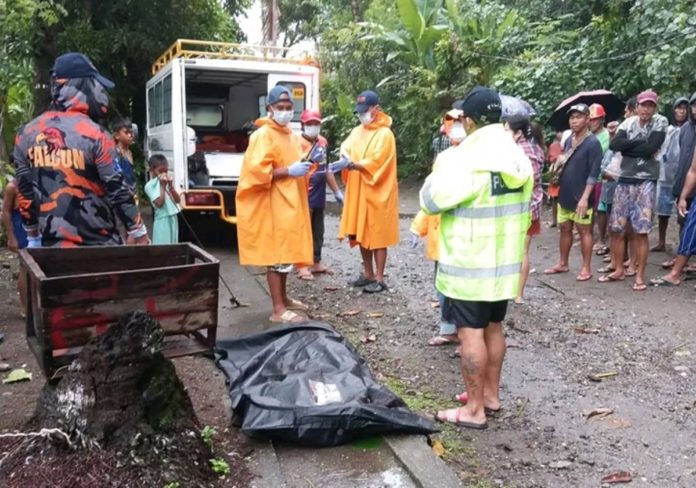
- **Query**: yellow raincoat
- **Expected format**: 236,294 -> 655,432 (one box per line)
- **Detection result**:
339,111 -> 399,249
235,117 -> 312,266
410,211 -> 440,261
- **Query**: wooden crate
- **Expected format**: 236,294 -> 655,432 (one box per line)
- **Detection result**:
19,243 -> 220,380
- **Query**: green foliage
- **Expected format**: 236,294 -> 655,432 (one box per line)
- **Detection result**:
163,483 -> 181,488
209,457 -> 231,478
312,0 -> 696,175
200,425 -> 216,451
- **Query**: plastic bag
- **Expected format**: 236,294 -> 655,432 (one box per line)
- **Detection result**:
215,322 -> 437,446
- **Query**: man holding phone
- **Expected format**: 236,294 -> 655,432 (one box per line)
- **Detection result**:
544,104 -> 603,282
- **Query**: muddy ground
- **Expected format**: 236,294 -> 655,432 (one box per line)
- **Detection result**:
288,209 -> 696,488
1,203 -> 695,487
0,250 -> 253,487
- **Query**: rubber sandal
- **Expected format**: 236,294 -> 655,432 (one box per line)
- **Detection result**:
650,277 -> 680,287
543,266 -> 569,275
428,335 -> 459,346
576,273 -> 593,282
454,392 -> 501,413
363,281 -> 388,294
597,266 -> 616,274
598,274 -> 624,283
434,408 -> 488,430
595,246 -> 609,256
286,298 -> 309,311
661,260 -> 675,269
350,275 -> 375,287
632,282 -> 647,291
311,265 -> 334,275
269,310 -> 307,324
603,256 -> 612,263
297,272 -> 315,281
625,269 -> 637,277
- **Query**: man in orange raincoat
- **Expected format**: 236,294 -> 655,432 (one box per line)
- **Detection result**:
336,90 -> 399,293
235,86 -> 313,324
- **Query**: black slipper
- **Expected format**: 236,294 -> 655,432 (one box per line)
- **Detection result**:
363,281 -> 388,294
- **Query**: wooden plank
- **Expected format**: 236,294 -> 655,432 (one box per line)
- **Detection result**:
26,244 -> 193,265
40,262 -> 219,307
45,310 -> 217,349
38,254 -> 191,277
186,244 -> 220,265
19,249 -> 47,280
43,289 -> 217,332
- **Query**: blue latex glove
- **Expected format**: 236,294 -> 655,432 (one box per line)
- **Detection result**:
27,236 -> 42,248
334,189 -> 344,205
288,161 -> 312,177
328,155 -> 350,173
410,234 -> 420,249
309,145 -> 327,164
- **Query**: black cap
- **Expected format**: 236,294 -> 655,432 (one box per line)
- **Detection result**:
567,103 -> 590,116
52,52 -> 115,89
355,90 -> 380,113
453,86 -> 502,125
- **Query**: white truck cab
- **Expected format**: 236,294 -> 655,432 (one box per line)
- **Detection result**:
145,39 -> 320,226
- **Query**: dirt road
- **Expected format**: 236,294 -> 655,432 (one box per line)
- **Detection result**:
2,204 -> 695,487
286,210 -> 696,488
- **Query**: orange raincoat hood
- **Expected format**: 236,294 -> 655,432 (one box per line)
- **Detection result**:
338,111 -> 400,249
235,118 -> 312,266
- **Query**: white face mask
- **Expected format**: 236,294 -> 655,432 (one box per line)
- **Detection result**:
304,125 -> 321,138
358,112 -> 373,126
272,110 -> 294,126
449,123 -> 466,143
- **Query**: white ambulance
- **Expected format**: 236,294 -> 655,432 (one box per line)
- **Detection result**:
145,39 -> 320,227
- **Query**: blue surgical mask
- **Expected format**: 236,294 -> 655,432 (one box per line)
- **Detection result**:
272,110 -> 294,126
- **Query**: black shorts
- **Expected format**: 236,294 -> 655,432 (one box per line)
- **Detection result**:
442,298 -> 508,329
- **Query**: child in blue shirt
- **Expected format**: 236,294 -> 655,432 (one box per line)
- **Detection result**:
144,155 -> 180,244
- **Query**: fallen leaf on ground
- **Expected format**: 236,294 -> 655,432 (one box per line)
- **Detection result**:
339,310 -> 361,317
430,301 -> 440,309
359,334 -> 377,344
607,417 -> 632,429
431,440 -> 446,457
574,327 -> 600,334
588,371 -> 619,382
674,350 -> 691,357
3,368 -> 32,384
366,311 -> 384,318
584,407 -> 614,420
323,286 -> 339,291
601,471 -> 632,484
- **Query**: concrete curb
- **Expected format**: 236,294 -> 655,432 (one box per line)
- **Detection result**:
247,439 -> 286,488
243,266 -> 464,487
384,435 -> 464,488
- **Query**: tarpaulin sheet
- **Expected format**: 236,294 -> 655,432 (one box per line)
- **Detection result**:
215,322 -> 437,446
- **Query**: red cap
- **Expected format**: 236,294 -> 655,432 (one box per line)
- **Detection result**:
301,109 -> 321,123
589,103 -> 606,119
637,89 -> 658,105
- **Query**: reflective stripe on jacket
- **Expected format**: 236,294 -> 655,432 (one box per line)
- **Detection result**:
419,124 -> 533,302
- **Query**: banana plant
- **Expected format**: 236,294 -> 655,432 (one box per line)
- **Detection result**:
362,0 -> 447,70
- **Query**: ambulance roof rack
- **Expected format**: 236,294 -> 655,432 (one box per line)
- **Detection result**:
151,39 -> 317,75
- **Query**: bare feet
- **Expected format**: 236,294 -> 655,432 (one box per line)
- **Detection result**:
310,263 -> 334,275
543,265 -> 569,274
455,391 -> 501,412
650,243 -> 666,252
434,406 -> 487,429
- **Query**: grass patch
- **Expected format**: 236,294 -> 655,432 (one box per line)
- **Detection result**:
384,375 -> 451,413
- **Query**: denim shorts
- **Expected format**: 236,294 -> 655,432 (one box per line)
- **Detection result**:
656,184 -> 675,216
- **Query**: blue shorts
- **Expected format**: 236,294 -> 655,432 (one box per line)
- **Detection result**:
678,206 -> 696,256
656,184 -> 675,216
11,210 -> 28,250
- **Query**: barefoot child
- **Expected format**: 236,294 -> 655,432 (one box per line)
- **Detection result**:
144,155 -> 180,244
2,179 -> 28,309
